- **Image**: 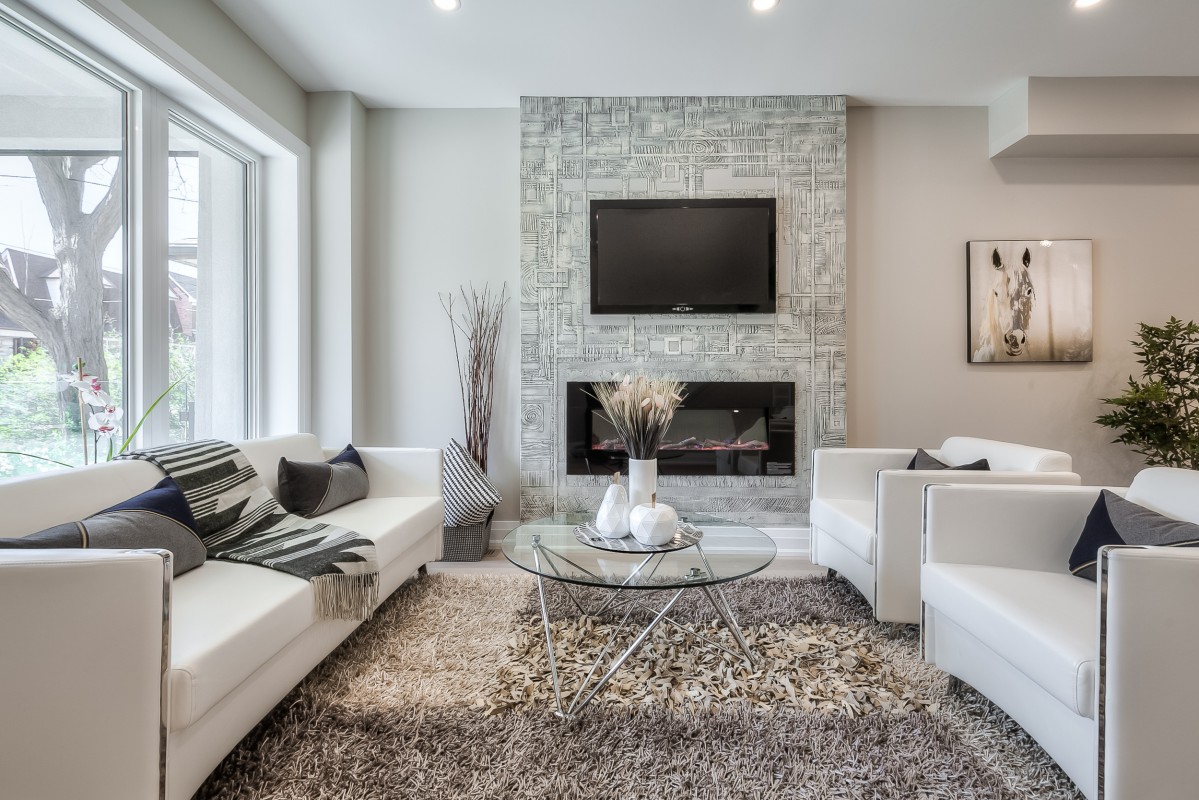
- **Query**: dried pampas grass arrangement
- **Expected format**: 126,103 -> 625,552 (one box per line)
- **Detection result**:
588,374 -> 686,460
441,283 -> 507,472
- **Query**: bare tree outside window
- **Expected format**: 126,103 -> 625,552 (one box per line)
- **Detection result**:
0,20 -> 127,475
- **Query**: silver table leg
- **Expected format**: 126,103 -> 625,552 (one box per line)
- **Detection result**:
530,536 -> 761,720
701,585 -> 758,666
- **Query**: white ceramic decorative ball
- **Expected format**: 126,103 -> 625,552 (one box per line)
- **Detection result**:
629,498 -> 678,546
595,483 -> 630,538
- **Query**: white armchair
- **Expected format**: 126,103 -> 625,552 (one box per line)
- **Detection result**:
921,469 -> 1199,800
810,436 -> 1079,623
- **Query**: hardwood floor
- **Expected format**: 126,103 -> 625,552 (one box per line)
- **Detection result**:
428,549 -> 826,579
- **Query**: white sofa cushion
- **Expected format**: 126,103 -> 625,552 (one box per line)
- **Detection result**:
313,497 -> 443,567
166,494 -> 441,730
810,497 -> 875,564
168,560 -> 315,732
923,563 -> 1096,718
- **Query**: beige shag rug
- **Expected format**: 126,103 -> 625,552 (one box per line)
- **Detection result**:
196,573 -> 1085,800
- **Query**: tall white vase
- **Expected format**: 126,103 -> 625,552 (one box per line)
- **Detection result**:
627,458 -> 657,511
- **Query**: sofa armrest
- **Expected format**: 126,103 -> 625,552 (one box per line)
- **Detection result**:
330,446 -> 443,498
0,549 -> 169,800
812,447 -> 914,503
1100,546 -> 1199,800
922,483 -> 1116,572
870,469 -> 1081,620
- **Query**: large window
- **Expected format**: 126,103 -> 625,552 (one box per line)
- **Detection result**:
168,118 -> 251,442
0,16 -> 126,475
0,12 -> 257,477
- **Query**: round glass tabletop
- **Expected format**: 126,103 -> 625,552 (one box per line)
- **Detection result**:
501,512 -> 777,590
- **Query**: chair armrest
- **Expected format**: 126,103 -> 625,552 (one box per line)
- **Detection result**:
326,446 -> 443,498
812,447 -> 914,503
1100,546 -> 1199,800
0,549 -> 169,800
871,469 -> 1081,620
922,483 -> 1115,572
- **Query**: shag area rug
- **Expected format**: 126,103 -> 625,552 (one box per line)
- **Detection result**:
197,573 -> 1084,800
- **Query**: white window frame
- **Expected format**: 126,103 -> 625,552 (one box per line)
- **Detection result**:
0,0 -> 304,448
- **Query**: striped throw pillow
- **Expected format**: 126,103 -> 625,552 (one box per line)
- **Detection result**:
443,438 -> 502,527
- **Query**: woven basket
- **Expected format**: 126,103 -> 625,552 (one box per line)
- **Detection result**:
441,508 -> 495,562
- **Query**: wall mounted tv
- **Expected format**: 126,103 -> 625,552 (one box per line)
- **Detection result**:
589,198 -> 777,314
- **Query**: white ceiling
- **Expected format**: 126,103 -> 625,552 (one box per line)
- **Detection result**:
211,0 -> 1199,109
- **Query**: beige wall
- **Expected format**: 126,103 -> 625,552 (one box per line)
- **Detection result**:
847,106 -> 1199,485
364,108 -> 521,521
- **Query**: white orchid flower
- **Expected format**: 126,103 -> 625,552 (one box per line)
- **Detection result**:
66,375 -> 112,407
88,407 -> 123,442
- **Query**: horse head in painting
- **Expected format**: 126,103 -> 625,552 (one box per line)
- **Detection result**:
975,246 -> 1035,361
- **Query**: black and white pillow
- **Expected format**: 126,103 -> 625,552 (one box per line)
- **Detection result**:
906,448 -> 990,471
1069,489 -> 1199,581
278,444 -> 370,517
0,477 -> 206,576
443,438 -> 501,527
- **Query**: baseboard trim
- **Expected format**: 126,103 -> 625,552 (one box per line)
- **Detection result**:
489,521 -> 810,559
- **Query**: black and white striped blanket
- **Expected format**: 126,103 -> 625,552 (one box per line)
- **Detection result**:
119,439 -> 378,621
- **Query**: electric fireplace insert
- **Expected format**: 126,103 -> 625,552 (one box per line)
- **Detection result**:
566,381 -> 795,477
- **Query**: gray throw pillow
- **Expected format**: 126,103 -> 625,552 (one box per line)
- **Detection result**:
277,444 -> 370,518
443,438 -> 501,527
0,477 -> 205,576
1069,489 -> 1199,581
906,448 -> 990,471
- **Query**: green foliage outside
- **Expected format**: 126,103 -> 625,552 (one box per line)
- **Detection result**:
1096,317 -> 1199,470
0,335 -> 196,478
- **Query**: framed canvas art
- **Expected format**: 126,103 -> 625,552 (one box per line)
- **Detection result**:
967,239 -> 1093,363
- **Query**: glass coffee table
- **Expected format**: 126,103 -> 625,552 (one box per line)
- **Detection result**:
501,512 -> 776,720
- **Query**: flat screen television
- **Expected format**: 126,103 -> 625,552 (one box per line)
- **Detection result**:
589,198 -> 777,314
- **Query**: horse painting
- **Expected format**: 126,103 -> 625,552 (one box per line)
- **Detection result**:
972,246 -> 1036,361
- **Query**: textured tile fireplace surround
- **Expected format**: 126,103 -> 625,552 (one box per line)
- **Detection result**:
519,96 -> 847,528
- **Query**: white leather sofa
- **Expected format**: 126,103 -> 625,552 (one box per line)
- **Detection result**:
810,437 -> 1079,624
921,469 -> 1199,800
0,433 -> 444,800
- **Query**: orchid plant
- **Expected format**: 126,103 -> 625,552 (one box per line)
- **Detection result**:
1,357 -> 177,469
589,374 -> 687,460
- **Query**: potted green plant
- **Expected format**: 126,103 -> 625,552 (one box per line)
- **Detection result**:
1096,316 -> 1198,470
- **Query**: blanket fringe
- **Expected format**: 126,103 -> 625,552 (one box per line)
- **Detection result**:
311,572 -> 380,622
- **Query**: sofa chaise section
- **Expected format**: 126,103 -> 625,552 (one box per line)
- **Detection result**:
811,436 -> 1080,624
921,471 -> 1199,800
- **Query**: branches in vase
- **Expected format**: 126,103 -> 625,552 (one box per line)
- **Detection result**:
440,283 -> 507,472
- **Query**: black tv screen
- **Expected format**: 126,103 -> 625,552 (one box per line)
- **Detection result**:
589,198 -> 776,314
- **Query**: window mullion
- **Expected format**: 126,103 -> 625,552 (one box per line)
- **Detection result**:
130,86 -> 170,448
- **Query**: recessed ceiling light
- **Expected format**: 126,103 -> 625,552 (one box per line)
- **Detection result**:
751,0 -> 780,11
433,0 -> 460,10
1073,0 -> 1102,8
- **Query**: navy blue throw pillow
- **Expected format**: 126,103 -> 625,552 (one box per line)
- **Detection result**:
0,477 -> 205,576
1069,490 -> 1199,581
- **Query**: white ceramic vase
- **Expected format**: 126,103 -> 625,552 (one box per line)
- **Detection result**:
630,495 -> 678,546
627,457 -> 657,510
595,480 -> 630,538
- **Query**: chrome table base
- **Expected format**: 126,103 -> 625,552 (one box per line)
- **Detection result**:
530,537 -> 759,721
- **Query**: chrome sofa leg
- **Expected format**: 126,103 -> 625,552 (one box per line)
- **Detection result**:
946,675 -> 966,694
418,564 -> 429,578
827,568 -> 839,580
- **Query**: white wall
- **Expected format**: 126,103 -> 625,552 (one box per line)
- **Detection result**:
848,106 -> 1199,486
364,108 -> 521,521
308,91 -> 367,444
105,0 -> 307,142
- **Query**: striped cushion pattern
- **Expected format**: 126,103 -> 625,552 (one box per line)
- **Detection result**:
443,439 -> 501,527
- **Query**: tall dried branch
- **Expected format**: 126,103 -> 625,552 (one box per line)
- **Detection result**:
441,283 -> 507,472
